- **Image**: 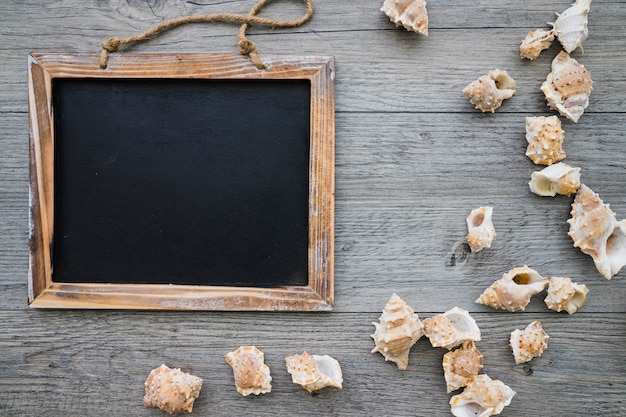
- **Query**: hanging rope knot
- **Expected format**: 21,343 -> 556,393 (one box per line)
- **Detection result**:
102,36 -> 121,52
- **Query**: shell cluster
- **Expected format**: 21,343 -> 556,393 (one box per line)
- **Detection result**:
529,162 -> 581,197
549,0 -> 592,54
510,320 -> 550,364
449,374 -> 516,417
143,364 -> 203,415
285,352 -> 343,394
380,0 -> 428,36
525,116 -> 566,166
466,206 -> 496,252
476,266 -> 549,312
544,276 -> 589,314
463,69 -> 516,113
224,346 -> 272,396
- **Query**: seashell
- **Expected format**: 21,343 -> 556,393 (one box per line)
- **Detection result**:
371,293 -> 424,370
442,340 -> 484,393
509,320 -> 549,364
285,352 -> 343,394
544,276 -> 588,314
380,0 -> 428,36
143,364 -> 203,415
423,307 -> 481,350
549,0 -> 592,54
529,162 -> 581,197
449,374 -> 515,417
476,266 -> 549,312
519,29 -> 555,60
463,69 -> 516,113
466,206 -> 496,252
224,346 -> 272,396
567,184 -> 626,279
541,51 -> 593,123
525,115 -> 566,166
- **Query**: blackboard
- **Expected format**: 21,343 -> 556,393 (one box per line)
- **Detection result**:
28,53 -> 334,310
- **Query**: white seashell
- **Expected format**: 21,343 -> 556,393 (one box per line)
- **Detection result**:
463,69 -> 516,113
423,307 -> 481,350
224,346 -> 272,396
449,374 -> 516,417
143,364 -> 203,414
466,207 -> 496,252
371,293 -> 424,370
567,184 -> 626,279
541,51 -> 593,123
549,0 -> 592,53
525,116 -> 566,166
476,266 -> 549,312
520,29 -> 555,60
529,162 -> 581,197
442,340 -> 484,393
510,320 -> 549,364
380,0 -> 428,35
544,276 -> 588,314
285,352 -> 343,394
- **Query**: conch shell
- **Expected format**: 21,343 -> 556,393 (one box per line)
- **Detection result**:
285,352 -> 343,394
475,266 -> 549,312
544,276 -> 588,314
466,206 -> 496,252
449,374 -> 515,417
423,307 -> 481,350
224,346 -> 272,396
525,115 -> 566,166
541,51 -> 593,123
143,364 -> 203,414
463,69 -> 516,113
519,29 -> 555,60
529,162 -> 581,197
442,340 -> 484,393
509,320 -> 549,364
380,0 -> 428,35
549,0 -> 592,53
567,184 -> 626,279
371,293 -> 424,370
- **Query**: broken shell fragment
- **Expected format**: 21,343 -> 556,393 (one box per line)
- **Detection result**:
529,162 -> 581,197
567,184 -> 626,279
520,29 -> 555,60
510,320 -> 549,364
463,69 -> 516,113
143,364 -> 203,415
224,346 -> 272,396
466,206 -> 496,252
371,293 -> 424,370
549,0 -> 592,54
541,51 -> 593,123
450,374 -> 515,417
525,116 -> 566,166
380,0 -> 428,35
423,307 -> 481,350
285,352 -> 343,394
476,266 -> 549,312
544,276 -> 588,314
442,340 -> 484,393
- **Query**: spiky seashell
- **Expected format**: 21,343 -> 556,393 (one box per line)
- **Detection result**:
541,51 -> 593,123
525,116 -> 566,166
224,346 -> 272,396
549,0 -> 592,53
285,352 -> 343,394
371,293 -> 424,370
463,69 -> 516,113
529,162 -> 581,197
567,184 -> 626,279
520,29 -> 555,60
450,374 -> 515,417
143,364 -> 203,415
510,320 -> 549,364
476,266 -> 549,312
380,0 -> 428,36
544,277 -> 588,314
442,341 -> 484,393
466,206 -> 496,252
423,307 -> 481,350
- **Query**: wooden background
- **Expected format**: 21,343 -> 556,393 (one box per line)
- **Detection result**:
1,1 -> 625,416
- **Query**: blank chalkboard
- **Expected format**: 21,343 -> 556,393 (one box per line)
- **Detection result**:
28,53 -> 334,310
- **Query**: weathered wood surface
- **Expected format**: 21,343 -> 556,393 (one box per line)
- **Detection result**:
1,0 -> 625,416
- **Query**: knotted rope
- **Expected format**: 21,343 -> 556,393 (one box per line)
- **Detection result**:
99,0 -> 314,70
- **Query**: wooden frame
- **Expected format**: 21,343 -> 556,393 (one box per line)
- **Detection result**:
28,53 -> 334,311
